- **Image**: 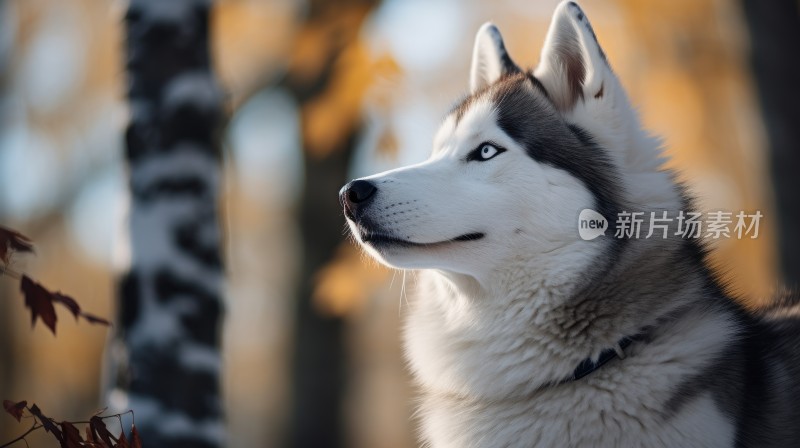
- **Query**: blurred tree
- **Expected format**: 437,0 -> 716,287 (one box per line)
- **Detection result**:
283,0 -> 380,446
108,0 -> 226,446
741,0 -> 800,287
0,1 -> 16,441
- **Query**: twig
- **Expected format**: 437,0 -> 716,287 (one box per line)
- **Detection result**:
0,264 -> 21,280
0,423 -> 41,448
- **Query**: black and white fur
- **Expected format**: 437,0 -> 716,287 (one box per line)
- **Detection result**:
340,2 -> 800,446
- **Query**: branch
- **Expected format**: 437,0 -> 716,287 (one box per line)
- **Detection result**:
0,422 -> 41,448
0,265 -> 21,280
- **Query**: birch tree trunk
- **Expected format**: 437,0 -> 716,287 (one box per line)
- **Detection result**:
109,1 -> 226,446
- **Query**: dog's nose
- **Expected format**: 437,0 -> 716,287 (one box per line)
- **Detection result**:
339,179 -> 377,216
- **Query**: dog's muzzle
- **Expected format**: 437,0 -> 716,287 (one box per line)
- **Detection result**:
339,179 -> 377,219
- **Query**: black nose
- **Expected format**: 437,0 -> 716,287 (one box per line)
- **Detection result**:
339,179 -> 377,216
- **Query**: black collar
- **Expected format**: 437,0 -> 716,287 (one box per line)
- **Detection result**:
561,336 -> 635,385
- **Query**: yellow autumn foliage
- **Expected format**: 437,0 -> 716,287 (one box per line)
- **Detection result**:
313,244 -> 391,317
289,7 -> 400,159
303,45 -> 400,158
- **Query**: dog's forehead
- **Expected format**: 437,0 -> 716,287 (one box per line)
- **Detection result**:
433,98 -> 499,155
433,79 -> 555,155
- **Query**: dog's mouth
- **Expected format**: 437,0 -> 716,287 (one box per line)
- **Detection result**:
360,231 -> 485,249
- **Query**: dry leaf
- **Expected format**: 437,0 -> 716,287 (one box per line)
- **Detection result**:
0,227 -> 34,264
21,276 -> 58,335
29,404 -> 63,442
61,421 -> 84,448
53,293 -> 81,320
82,312 -> 112,327
130,424 -> 142,448
2,399 -> 26,422
90,416 -> 116,447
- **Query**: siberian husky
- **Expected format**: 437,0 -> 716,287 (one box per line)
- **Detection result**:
340,2 -> 800,446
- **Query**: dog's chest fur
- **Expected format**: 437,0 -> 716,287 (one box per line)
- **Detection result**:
403,273 -> 738,448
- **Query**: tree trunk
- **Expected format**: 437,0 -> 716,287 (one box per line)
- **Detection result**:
740,0 -> 800,285
109,1 -> 226,446
0,1 -> 16,442
288,132 -> 357,448
285,1 -> 378,446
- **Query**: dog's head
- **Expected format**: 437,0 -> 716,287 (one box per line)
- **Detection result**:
341,1 -> 675,282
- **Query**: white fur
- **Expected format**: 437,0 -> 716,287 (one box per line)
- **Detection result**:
534,2 -> 680,212
470,22 -> 514,93
344,1 -> 740,446
410,288 -> 737,447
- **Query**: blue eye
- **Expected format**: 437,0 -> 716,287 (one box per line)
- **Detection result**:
468,143 -> 505,162
479,145 -> 498,160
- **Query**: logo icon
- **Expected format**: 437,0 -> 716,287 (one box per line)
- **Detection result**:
578,209 -> 607,240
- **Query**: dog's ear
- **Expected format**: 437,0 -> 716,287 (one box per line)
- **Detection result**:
534,1 -> 611,112
470,23 -> 521,94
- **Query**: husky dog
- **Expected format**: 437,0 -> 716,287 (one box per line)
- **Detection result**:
340,2 -> 800,447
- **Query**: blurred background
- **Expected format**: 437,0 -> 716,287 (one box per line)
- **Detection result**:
0,0 -> 797,446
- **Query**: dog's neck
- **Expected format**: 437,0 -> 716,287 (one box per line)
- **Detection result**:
405,237 -> 706,401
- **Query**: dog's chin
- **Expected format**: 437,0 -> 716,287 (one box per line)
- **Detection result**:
362,232 -> 484,248
353,228 -> 485,268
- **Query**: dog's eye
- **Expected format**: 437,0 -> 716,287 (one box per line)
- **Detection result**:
480,145 -> 498,159
468,143 -> 505,162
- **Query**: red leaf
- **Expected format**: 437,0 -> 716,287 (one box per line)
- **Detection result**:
130,425 -> 142,448
82,312 -> 112,327
83,425 -> 108,448
53,292 -> 81,319
0,227 -> 34,264
20,275 -> 58,334
60,422 -> 84,448
29,403 -> 63,442
116,430 -> 130,448
2,399 -> 26,422
90,415 -> 116,446
19,275 -> 109,331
